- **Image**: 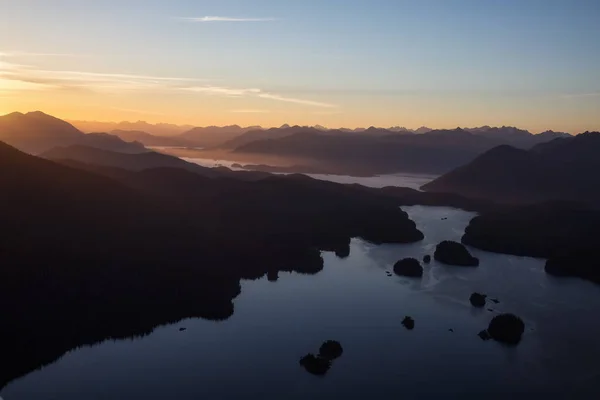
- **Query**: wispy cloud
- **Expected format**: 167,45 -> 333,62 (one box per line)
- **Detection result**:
563,92 -> 600,99
0,53 -> 337,108
231,109 -> 271,114
182,86 -> 261,97
178,16 -> 277,22
0,54 -> 208,92
257,93 -> 336,108
183,85 -> 337,108
1,51 -> 87,58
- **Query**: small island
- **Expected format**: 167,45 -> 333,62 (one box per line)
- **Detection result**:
393,258 -> 424,278
434,241 -> 479,267
484,314 -> 525,345
299,354 -> 331,376
470,292 -> 487,308
402,316 -> 415,330
319,340 -> 344,361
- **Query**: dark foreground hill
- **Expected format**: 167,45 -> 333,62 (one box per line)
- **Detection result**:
462,202 -> 600,283
41,145 -> 223,177
422,132 -> 600,206
110,129 -> 192,147
41,145 -> 271,181
0,140 -> 423,388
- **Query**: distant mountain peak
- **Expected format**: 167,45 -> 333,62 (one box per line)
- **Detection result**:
415,126 -> 432,134
26,110 -> 53,117
3,111 -> 25,118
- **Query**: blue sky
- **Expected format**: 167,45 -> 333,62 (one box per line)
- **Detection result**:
1,0 -> 599,131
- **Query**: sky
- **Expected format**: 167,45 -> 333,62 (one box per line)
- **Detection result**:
1,0 -> 599,132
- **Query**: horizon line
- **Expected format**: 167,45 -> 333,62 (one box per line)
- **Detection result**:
2,111 -> 594,135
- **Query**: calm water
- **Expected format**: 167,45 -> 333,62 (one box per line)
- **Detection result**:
3,206 -> 600,399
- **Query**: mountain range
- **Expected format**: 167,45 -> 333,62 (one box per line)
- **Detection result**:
109,129 -> 193,147
1,111 -> 577,177
222,127 -> 570,175
41,145 -> 270,181
175,125 -> 262,148
70,119 -> 195,136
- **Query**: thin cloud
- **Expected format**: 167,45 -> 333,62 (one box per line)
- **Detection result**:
179,16 -> 277,22
0,53 -> 337,108
563,92 -> 600,99
0,57 -> 56,90
0,54 -> 208,92
0,78 -> 54,91
258,93 -> 336,108
182,86 -> 261,97
183,85 -> 337,108
1,51 -> 88,58
38,70 -> 199,81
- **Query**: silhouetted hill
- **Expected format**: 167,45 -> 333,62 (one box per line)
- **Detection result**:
422,132 -> 600,205
231,128 -> 500,175
111,129 -> 192,147
218,126 -> 321,149
536,130 -> 572,142
177,125 -> 262,147
0,140 -> 424,388
184,125 -> 570,176
41,145 -> 271,181
462,202 -> 600,283
70,120 -> 194,136
415,126 -> 433,134
41,145 -> 222,177
222,126 -> 571,176
81,132 -> 146,153
217,125 -> 397,150
466,126 -> 571,148
0,111 -> 80,153
0,111 -> 147,154
0,140 -> 241,388
462,202 -> 598,258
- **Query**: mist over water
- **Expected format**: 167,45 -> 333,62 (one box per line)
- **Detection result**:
302,173 -> 436,190
181,156 -> 245,170
4,206 -> 599,399
182,155 -> 436,189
